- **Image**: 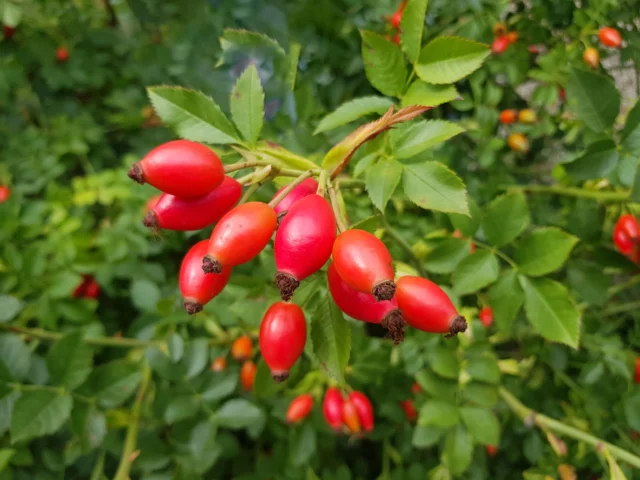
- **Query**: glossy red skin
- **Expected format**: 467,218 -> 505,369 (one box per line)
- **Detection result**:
323,387 -> 344,431
349,391 -> 374,432
275,195 -> 336,282
145,194 -> 161,212
635,358 -> 640,384
583,48 -> 599,69
148,177 -> 241,231
206,202 -> 277,267
240,361 -> 256,391
499,110 -> 517,124
491,36 -> 509,54
486,445 -> 498,457
327,263 -> 397,324
259,302 -> 307,377
56,47 -> 69,62
286,394 -> 314,424
180,240 -> 232,307
136,140 -> 224,198
599,27 -> 622,48
3,26 -> 15,39
342,399 -> 361,433
272,178 -> 318,215
332,229 -> 395,295
613,214 -> 640,262
231,335 -> 253,362
479,306 -> 493,327
396,276 -> 459,333
0,186 -> 10,203
399,399 -> 416,422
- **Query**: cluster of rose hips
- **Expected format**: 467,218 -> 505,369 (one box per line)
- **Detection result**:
490,22 -> 518,55
128,139 -> 468,381
613,214 -> 640,264
583,27 -> 622,69
384,1 -> 406,45
499,108 -> 538,154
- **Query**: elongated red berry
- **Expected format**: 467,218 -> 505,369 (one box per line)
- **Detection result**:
84,279 -> 100,299
240,360 -> 256,391
491,36 -> 509,54
180,240 -> 232,314
231,335 -> 253,362
479,306 -> 493,328
211,356 -> 227,372
72,275 -> 91,298
599,27 -> 622,48
286,394 -> 314,424
144,177 -> 241,231
342,399 -> 361,434
332,229 -> 396,301
323,387 -> 344,431
272,178 -> 318,218
396,276 -> 467,337
275,194 -> 336,300
128,140 -> 224,198
0,186 -> 11,203
349,391 -> 374,432
259,301 -> 307,382
583,47 -> 600,69
328,263 -> 404,343
635,358 -> 640,384
203,202 -> 277,274
499,109 -> 517,124
400,399 -> 416,422
613,214 -> 640,263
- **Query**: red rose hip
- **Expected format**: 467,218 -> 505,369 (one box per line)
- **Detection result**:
323,387 -> 344,431
128,140 -> 224,198
499,109 -> 517,124
613,214 -> 640,263
0,186 -> 10,203
272,178 -> 318,219
491,36 -> 509,54
396,276 -> 467,337
180,240 -> 232,314
240,360 -> 256,391
635,358 -> 640,384
144,177 -> 241,231
479,306 -> 493,327
599,27 -> 622,48
231,335 -> 253,362
56,47 -> 69,62
349,391 -> 374,432
399,399 -> 417,422
342,399 -> 361,434
259,301 -> 307,382
203,202 -> 277,274
332,229 -> 396,301
286,394 -> 314,424
275,194 -> 336,300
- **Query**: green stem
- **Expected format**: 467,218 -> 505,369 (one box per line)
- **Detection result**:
89,450 -> 106,480
609,274 -> 640,296
239,183 -> 260,204
223,160 -> 273,173
113,363 -> 151,480
335,177 -> 365,189
0,324 -> 163,349
328,183 -> 348,233
268,170 -> 314,208
6,382 -> 94,404
472,240 -> 518,270
502,185 -> 631,203
499,387 -> 640,469
381,218 -> 426,277
603,300 -> 640,317
316,170 -> 328,197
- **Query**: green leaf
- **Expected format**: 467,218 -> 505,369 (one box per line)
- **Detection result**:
427,346 -> 460,379
514,227 -> 578,276
11,391 -> 72,444
632,167 -> 640,202
418,401 -> 459,427
564,139 -> 619,180
230,64 -> 264,146
393,120 -> 465,159
402,162 -> 468,214
413,426 -> 445,448
130,279 -> 160,312
449,197 -> 481,237
290,422 -> 317,467
567,68 -> 620,132
314,97 -> 394,134
201,374 -> 238,403
0,335 -> 31,381
365,158 -> 403,211
402,80 -> 459,108
460,407 -> 500,445
216,399 -> 263,429
0,448 -> 15,471
442,425 -> 473,475
452,250 -> 499,295
415,369 -> 458,399
79,361 -> 142,408
0,296 -> 22,323
148,87 -> 239,144
360,31 -> 407,97
466,356 -> 500,384
624,392 -> 640,431
520,276 -> 581,348
311,295 -> 351,383
488,270 -> 524,331
286,42 -> 301,91
165,395 -> 200,424
253,358 -> 286,398
399,0 -> 429,63
416,37 -> 490,85
423,238 -> 470,274
182,338 -> 209,379
482,192 -> 530,246
461,383 -> 498,407
219,29 -> 286,61
47,332 -> 93,390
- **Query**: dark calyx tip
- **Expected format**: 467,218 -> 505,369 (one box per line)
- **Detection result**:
445,315 -> 468,339
274,272 -> 300,302
271,371 -> 289,383
127,163 -> 145,184
276,211 -> 288,229
142,211 -> 157,229
373,280 -> 396,302
381,309 -> 405,345
184,301 -> 203,315
202,255 -> 223,274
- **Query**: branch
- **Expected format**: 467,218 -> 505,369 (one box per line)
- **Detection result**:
502,185 -> 631,203
268,170 -> 314,208
328,183 -> 348,233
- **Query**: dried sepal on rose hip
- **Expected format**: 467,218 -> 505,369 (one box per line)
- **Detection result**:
332,229 -> 396,301
286,394 -> 314,424
274,194 -> 336,301
179,240 -> 232,314
259,301 -> 307,382
328,263 -> 405,344
396,276 -> 467,338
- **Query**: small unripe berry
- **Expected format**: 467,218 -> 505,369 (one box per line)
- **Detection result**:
211,356 -> 227,372
493,22 -> 507,37
507,132 -> 529,153
506,31 -> 518,43
518,109 -> 537,124
491,36 -> 510,55
240,360 -> 256,391
499,109 -> 517,124
342,399 -> 361,434
349,391 -> 374,432
0,186 -> 10,203
286,394 -> 314,424
583,47 -> 600,69
479,306 -> 493,327
231,335 -> 253,362
56,47 -> 69,62
399,399 -> 417,422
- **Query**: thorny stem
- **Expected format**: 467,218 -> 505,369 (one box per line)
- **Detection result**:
113,363 -> 151,480
328,183 -> 348,233
268,170 -> 314,208
502,184 -> 631,203
499,387 -> 640,469
472,240 -> 519,270
381,217 -> 426,277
